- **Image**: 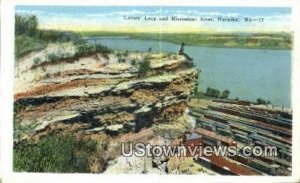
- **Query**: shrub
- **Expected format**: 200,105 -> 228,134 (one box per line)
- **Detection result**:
124,50 -> 129,56
15,35 -> 46,59
130,59 -> 137,66
205,87 -> 220,98
94,44 -> 111,54
138,58 -> 151,77
220,89 -> 230,99
33,57 -> 41,65
14,133 -> 97,173
35,30 -> 82,44
75,43 -> 111,57
116,52 -> 122,63
46,53 -> 61,63
256,98 -> 271,105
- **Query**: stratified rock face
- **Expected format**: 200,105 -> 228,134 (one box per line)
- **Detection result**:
14,43 -> 198,141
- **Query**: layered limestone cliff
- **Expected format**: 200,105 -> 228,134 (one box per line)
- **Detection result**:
14,43 -> 198,142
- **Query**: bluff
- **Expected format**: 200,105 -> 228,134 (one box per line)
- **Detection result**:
14,43 -> 199,142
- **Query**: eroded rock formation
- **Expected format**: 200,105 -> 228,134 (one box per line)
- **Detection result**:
14,43 -> 199,142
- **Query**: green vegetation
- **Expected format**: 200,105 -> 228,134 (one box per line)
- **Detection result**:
205,87 -> 220,98
115,50 -> 130,63
14,133 -> 97,172
220,89 -> 230,99
193,87 -> 272,106
204,87 -> 230,99
33,57 -> 41,65
15,35 -> 47,59
35,30 -> 82,43
130,59 -> 137,66
116,52 -> 123,63
74,43 -> 111,58
15,14 -> 38,36
138,58 -> 151,77
46,52 -> 64,63
78,31 -> 292,50
28,43 -> 111,66
256,98 -> 271,105
15,14 -> 82,59
15,14 -> 112,63
192,87 -> 231,100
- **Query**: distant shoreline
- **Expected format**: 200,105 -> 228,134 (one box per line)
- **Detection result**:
83,36 -> 291,51
78,31 -> 293,50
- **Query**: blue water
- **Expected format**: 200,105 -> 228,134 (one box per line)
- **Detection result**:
87,38 -> 291,107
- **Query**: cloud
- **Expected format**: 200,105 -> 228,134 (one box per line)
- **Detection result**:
70,9 -> 242,19
85,10 -> 147,18
15,10 -> 43,15
17,7 -> 291,33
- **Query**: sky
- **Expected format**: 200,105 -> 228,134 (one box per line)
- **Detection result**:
15,6 -> 291,33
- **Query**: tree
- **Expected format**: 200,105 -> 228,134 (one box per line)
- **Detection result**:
205,87 -> 220,98
256,98 -> 271,105
221,89 -> 230,99
15,14 -> 38,36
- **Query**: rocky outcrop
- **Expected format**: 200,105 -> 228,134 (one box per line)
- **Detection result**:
14,43 -> 199,141
104,154 -> 167,174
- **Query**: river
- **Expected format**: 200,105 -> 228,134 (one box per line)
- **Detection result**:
86,37 -> 291,108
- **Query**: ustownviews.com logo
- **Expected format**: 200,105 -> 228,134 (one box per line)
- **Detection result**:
121,142 -> 278,157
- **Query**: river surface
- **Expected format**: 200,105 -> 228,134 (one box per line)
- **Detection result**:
86,37 -> 291,107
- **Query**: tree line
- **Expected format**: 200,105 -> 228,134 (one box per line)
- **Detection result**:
205,87 -> 230,99
15,14 -> 82,43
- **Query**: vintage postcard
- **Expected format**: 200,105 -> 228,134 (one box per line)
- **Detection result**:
1,0 -> 300,183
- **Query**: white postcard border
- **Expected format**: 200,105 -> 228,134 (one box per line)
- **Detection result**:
1,0 -> 300,183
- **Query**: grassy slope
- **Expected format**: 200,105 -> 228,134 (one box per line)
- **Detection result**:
15,35 -> 47,59
78,31 -> 292,50
15,30 -> 83,60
